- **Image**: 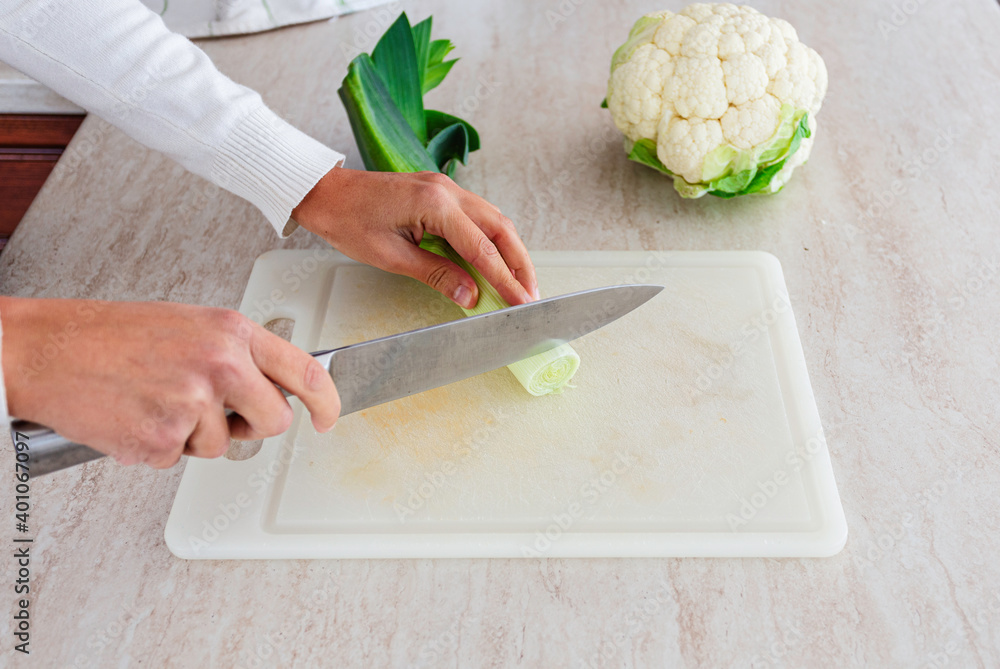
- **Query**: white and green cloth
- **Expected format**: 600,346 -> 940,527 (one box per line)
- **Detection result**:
140,0 -> 394,38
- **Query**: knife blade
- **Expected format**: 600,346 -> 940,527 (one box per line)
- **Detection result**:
316,284 -> 663,415
12,284 -> 663,476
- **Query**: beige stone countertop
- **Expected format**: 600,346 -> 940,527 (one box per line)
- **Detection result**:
2,0 -> 1000,666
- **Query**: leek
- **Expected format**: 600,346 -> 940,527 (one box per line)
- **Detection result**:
338,13 -> 580,396
338,13 -> 477,178
419,234 -> 580,396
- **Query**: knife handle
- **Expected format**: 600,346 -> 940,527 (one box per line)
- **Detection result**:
9,350 -> 338,477
10,420 -> 104,477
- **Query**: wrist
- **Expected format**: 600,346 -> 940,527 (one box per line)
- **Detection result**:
291,166 -> 354,236
0,297 -> 35,419
0,297 -> 75,421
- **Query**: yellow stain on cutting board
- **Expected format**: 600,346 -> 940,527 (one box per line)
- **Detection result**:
311,370 -> 526,494
357,384 -> 474,460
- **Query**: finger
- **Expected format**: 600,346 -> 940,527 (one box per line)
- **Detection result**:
381,240 -> 480,309
224,367 -> 295,441
451,183 -> 502,214
144,448 -> 184,469
181,411 -> 231,461
249,328 -> 341,432
460,195 -> 538,300
432,207 -> 533,306
141,428 -> 188,469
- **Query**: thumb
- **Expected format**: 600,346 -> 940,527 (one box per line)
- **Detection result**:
390,243 -> 480,309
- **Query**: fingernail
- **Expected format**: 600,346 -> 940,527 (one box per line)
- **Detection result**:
313,417 -> 334,433
453,285 -> 473,308
532,286 -> 541,301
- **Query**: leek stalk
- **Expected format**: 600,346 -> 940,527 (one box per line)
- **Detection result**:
338,13 -> 580,395
419,235 -> 580,396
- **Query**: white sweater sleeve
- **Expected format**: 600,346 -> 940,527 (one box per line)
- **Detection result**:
0,0 -> 344,236
0,0 -> 347,424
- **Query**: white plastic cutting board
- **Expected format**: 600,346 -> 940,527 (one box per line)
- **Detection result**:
165,250 -> 847,559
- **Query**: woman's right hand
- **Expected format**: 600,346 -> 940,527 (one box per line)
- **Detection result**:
0,297 -> 340,468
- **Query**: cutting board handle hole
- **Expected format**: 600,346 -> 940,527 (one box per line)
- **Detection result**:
262,317 -> 295,342
225,439 -> 262,461
224,318 -> 295,461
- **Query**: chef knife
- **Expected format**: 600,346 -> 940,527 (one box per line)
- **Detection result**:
11,284 -> 663,476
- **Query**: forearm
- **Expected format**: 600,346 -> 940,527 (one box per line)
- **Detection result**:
0,0 -> 344,235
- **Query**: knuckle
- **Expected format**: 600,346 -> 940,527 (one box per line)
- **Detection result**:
303,358 -> 329,393
420,182 -> 452,208
146,438 -> 178,467
425,262 -> 452,292
212,309 -> 258,345
180,378 -> 217,414
202,345 -> 243,389
150,450 -> 182,469
276,404 -> 294,433
208,437 -> 231,459
162,422 -> 190,449
215,309 -> 254,341
422,171 -> 451,185
477,235 -> 500,260
258,401 -> 293,437
497,213 -> 516,233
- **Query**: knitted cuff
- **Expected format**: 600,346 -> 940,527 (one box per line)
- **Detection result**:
212,105 -> 344,237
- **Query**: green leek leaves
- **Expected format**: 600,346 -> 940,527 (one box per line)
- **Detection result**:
370,15 -> 426,143
338,54 -> 438,173
338,13 -> 477,175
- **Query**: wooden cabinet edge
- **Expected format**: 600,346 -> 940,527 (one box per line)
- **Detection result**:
0,113 -> 87,244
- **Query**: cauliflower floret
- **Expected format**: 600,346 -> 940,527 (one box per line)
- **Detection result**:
720,94 -> 781,150
606,3 -> 827,196
768,41 -> 817,111
669,56 -> 728,119
653,15 -> 697,56
658,115 -> 725,183
723,53 -> 768,105
607,44 -> 674,142
680,3 -> 717,22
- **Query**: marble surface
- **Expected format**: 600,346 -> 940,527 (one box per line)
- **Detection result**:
1,0 -> 999,666
0,61 -> 82,114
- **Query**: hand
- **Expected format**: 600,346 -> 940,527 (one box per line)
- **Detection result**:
0,297 -> 340,468
291,169 -> 539,309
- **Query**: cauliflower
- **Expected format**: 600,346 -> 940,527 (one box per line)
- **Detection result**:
604,4 -> 827,198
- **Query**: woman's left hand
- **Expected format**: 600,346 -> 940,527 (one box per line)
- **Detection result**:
291,168 -> 539,309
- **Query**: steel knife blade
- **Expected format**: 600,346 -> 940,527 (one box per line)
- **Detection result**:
313,284 -> 663,415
